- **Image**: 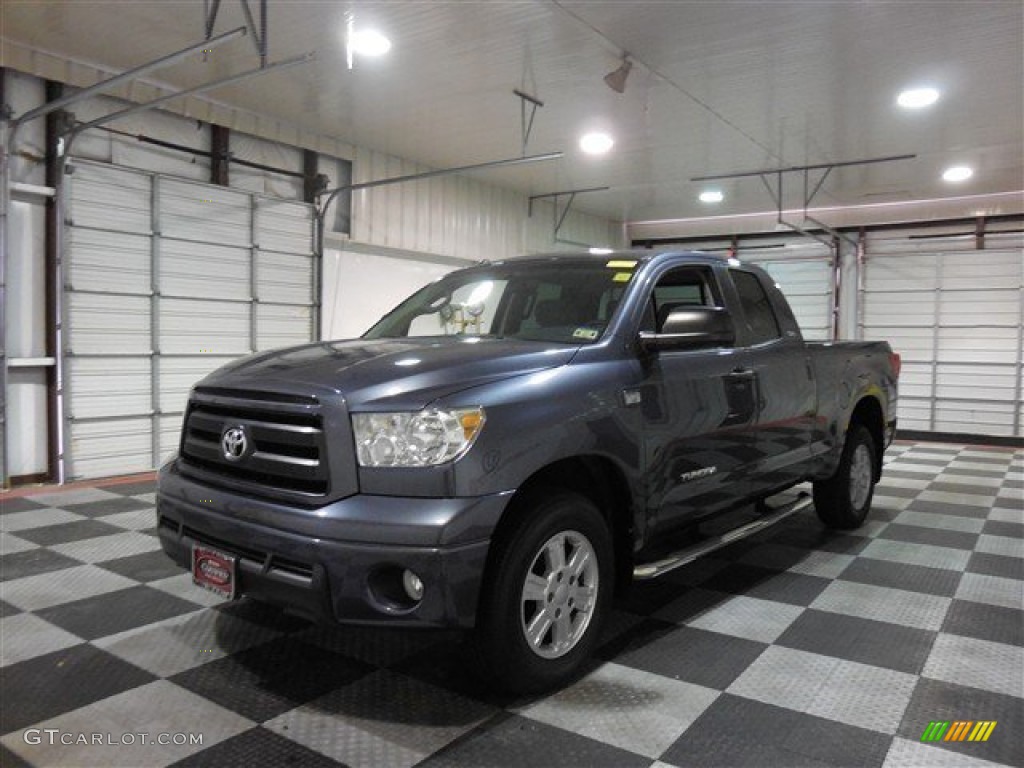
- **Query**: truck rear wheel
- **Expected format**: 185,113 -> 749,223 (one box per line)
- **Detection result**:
473,490 -> 613,694
813,424 -> 877,530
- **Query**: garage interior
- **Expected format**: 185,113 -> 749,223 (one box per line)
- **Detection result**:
1,2 -> 1022,767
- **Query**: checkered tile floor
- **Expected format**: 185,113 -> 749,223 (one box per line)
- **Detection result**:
1,442 -> 1021,768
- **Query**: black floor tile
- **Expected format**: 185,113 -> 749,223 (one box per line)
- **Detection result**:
104,482 -> 157,497
15,518 -> 123,546
925,482 -> 1001,496
943,467 -> 1007,479
0,548 -> 83,582
941,599 -> 1024,647
898,677 -> 1023,767
883,470 -> 941,481
706,564 -> 831,606
899,457 -> 953,466
36,585 -> 200,640
0,743 -> 33,768
214,598 -> 313,633
99,549 -> 185,582
776,609 -> 936,674
767,527 -> 872,556
0,497 -> 48,515
662,693 -> 890,768
0,599 -> 22,617
419,713 -> 649,768
618,578 -> 690,616
63,496 -> 154,518
871,484 -> 922,498
905,501 -> 990,519
878,523 -> 980,551
837,558 -> 961,597
967,551 -> 1024,580
0,644 -> 156,734
168,726 -> 344,768
614,624 -> 767,690
984,519 -> 1024,539
169,636 -> 371,722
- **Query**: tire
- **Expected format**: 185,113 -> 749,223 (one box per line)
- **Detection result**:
473,490 -> 613,694
813,424 -> 877,530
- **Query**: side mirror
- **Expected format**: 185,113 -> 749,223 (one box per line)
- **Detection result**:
638,307 -> 735,351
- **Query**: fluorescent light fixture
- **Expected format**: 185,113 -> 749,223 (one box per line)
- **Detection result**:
942,165 -> 973,182
349,28 -> 391,57
699,189 -> 724,203
897,87 -> 940,109
589,247 -> 614,255
579,132 -> 614,155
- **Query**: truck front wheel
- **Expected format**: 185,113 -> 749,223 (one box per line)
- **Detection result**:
473,490 -> 613,694
813,424 -> 877,530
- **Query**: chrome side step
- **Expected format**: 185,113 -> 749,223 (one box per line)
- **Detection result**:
633,493 -> 813,580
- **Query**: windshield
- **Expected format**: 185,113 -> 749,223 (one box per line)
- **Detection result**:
363,259 -> 638,344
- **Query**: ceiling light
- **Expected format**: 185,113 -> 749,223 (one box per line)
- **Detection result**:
699,189 -> 724,203
589,247 -> 613,255
580,132 -> 614,155
942,165 -> 973,182
897,87 -> 940,109
604,56 -> 633,94
349,29 -> 391,57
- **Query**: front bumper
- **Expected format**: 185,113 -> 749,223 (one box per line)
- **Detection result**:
157,460 -> 511,628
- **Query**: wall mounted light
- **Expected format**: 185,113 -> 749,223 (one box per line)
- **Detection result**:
604,56 -> 633,94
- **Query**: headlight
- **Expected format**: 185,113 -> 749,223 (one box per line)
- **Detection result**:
352,407 -> 485,467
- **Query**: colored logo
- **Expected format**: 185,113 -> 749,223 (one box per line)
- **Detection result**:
921,721 -> 997,743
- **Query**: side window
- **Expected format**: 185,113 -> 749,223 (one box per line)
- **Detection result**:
730,269 -> 781,344
643,267 -> 722,334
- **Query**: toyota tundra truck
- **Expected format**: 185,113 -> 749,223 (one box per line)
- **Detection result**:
157,250 -> 899,692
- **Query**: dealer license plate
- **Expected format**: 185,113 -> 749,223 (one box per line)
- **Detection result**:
192,545 -> 237,600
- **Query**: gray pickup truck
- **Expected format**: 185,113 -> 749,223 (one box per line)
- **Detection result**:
157,250 -> 899,692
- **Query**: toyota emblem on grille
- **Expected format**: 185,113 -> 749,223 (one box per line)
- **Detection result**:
221,426 -> 249,461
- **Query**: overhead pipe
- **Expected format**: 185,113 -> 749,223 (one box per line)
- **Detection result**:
67,52 -> 315,142
9,26 -> 247,142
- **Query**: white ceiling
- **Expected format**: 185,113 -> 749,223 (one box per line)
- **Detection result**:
3,1 -> 1022,225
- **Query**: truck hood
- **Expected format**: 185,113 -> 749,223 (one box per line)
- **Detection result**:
199,337 -> 578,409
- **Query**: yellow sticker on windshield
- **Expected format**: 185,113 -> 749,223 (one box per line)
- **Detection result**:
606,260 -> 637,269
613,272 -> 632,282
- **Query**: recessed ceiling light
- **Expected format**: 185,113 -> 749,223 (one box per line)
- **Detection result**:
897,87 -> 940,109
942,165 -> 973,182
579,132 -> 614,155
349,29 -> 391,57
699,189 -> 724,203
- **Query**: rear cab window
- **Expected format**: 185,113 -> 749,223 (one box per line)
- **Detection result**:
729,269 -> 782,345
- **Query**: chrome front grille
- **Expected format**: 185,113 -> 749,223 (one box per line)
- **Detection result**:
180,388 -> 329,498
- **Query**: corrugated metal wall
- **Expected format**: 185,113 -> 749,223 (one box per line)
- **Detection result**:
349,146 -> 623,260
64,159 -> 315,479
860,227 -> 1024,438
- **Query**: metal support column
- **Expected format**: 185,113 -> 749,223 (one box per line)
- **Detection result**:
150,175 -> 162,468
250,194 -> 258,354
929,255 -> 943,432
44,82 -> 63,481
211,125 -> 230,186
0,68 -> 8,487
830,236 -> 841,341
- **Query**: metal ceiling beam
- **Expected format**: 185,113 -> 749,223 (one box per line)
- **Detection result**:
513,89 -> 544,156
67,52 -> 314,139
9,25 -> 247,136
694,154 -> 917,248
690,154 -> 917,182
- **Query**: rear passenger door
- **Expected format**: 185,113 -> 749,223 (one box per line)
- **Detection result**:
726,267 -> 817,496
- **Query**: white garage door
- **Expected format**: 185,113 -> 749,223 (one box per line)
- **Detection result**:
64,159 -> 315,479
861,229 -> 1023,438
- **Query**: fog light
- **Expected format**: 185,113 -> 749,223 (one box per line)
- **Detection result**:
402,569 -> 424,601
